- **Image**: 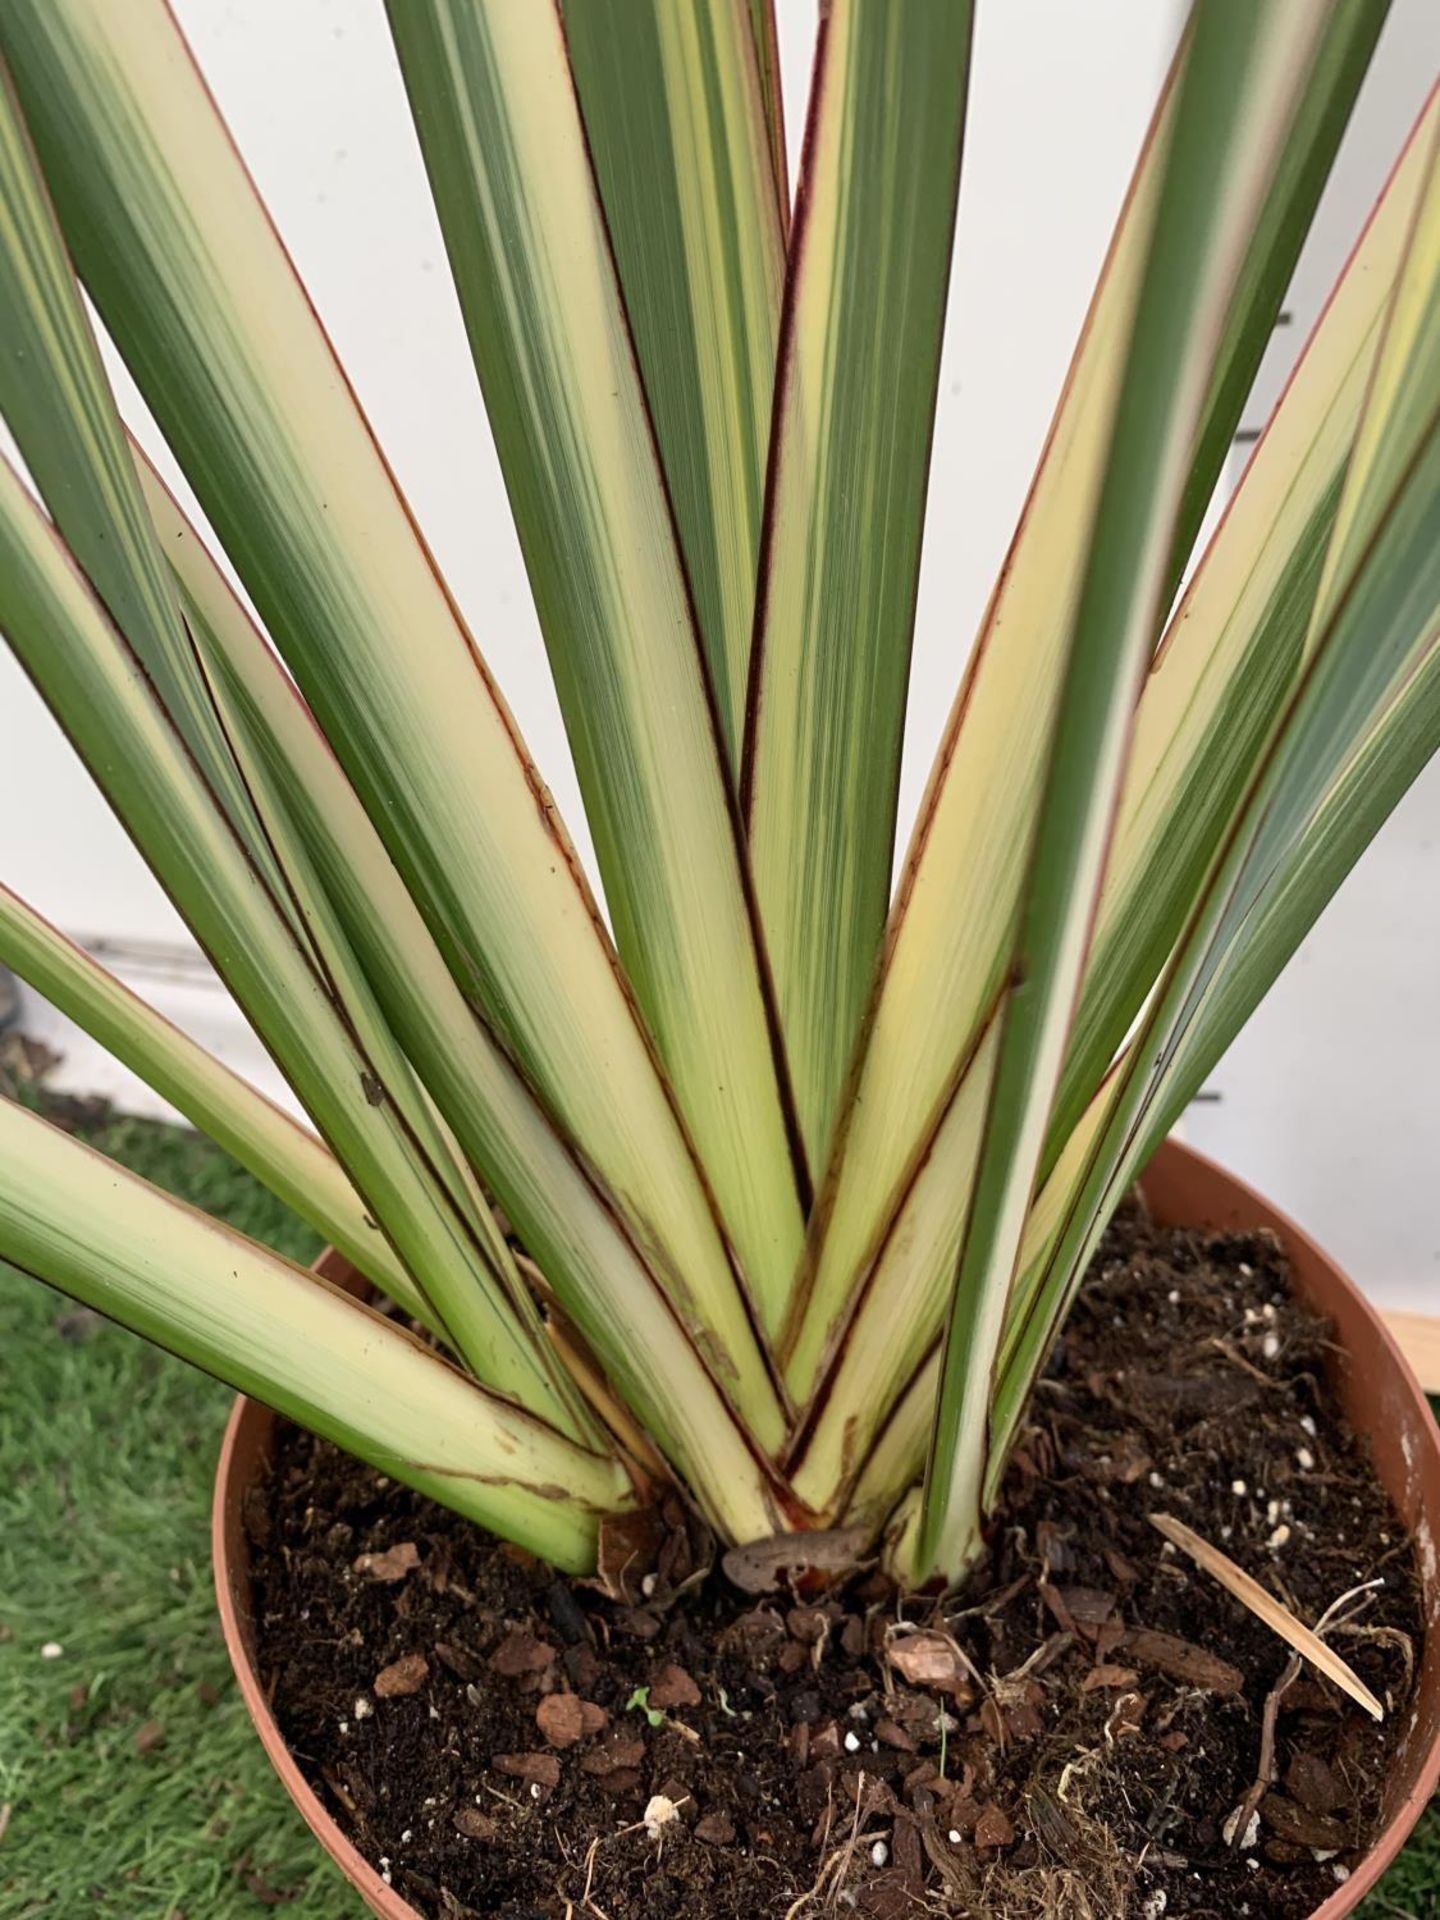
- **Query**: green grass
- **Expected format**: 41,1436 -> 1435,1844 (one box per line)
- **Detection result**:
0,1106 -> 357,1919
0,1104 -> 1433,1916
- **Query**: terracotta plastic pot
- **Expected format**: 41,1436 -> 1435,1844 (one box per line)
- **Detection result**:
214,1139 -> 1440,1920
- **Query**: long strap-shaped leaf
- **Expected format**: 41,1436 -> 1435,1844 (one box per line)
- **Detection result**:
741,0 -> 975,1172
0,884 -> 426,1321
385,0 -> 807,1323
0,60 -> 303,949
992,127 -> 1440,1499
991,645 -> 1440,1498
0,459 -> 589,1438
1048,76 -> 1435,1163
745,0 -> 789,235
1161,1 -> 1390,600
564,0 -> 786,767
918,2 -> 1353,1582
788,61 -> 1424,1523
182,620 -> 596,1426
858,569 -> 1440,1539
0,1097 -> 631,1573
840,1077 -> 1119,1541
0,0 -> 780,1370
0,55 -> 557,1389
133,455 -> 789,1530
990,645 -> 1440,1503
0,56 -> 589,1432
817,86 -> 1434,1533
782,5 -> 1379,1413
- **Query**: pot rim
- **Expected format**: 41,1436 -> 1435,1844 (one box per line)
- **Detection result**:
212,1138 -> 1440,1920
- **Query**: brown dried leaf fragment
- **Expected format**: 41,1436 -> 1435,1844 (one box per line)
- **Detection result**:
886,1630 -> 972,1695
1081,1664 -> 1140,1692
1121,1627 -> 1244,1695
974,1804 -> 1015,1849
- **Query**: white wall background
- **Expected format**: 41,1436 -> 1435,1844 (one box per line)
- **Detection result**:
1,1 -> 1436,1310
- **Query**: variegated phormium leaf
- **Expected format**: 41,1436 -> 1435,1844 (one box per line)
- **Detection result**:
1,0 -> 1436,1596
0,883 -> 428,1326
0,0 -> 791,1411
989,104 -> 1440,1516
782,6 -> 1386,1553
0,1095 -> 633,1573
386,0 -> 809,1329
742,0 -> 975,1174
565,0 -> 786,769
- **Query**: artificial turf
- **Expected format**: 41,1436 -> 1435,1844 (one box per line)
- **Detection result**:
0,1106 -> 1434,1916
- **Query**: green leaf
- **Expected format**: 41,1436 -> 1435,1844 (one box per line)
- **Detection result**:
565,0 -> 786,765
0,46 -> 598,1424
1049,77 -> 1435,1164
385,0 -> 808,1325
0,456 -> 586,1436
0,1095 -> 631,1573
845,143 -> 1440,1534
778,64 -> 1179,1417
840,1076 -> 1118,1544
745,0 -> 790,235
133,453 -> 790,1534
992,121 -> 1440,1493
0,882 -> 426,1323
741,0 -> 975,1171
0,59 -> 300,943
781,8 -> 1380,1526
0,0 -> 789,1375
917,1 -> 1364,1581
1162,0 -> 1390,599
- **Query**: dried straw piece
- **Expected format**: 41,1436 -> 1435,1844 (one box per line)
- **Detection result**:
1149,1512 -> 1384,1721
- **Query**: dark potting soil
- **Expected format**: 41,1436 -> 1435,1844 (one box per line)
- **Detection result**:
248,1206 -> 1425,1919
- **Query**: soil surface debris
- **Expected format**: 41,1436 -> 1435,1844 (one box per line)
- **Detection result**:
251,1205 -> 1423,1918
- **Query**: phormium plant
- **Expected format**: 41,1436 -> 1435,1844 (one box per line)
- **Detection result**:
0,0 -> 1435,1589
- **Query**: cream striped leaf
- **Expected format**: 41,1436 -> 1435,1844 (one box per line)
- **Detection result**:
840,1076 -> 1119,1542
0,0 -> 784,1367
844,101 -> 1440,1543
0,60 -> 533,1372
0,62 -> 301,941
0,883 -> 427,1323
919,0 -> 1368,1581
741,0 -> 975,1171
0,458 -> 589,1437
136,455 -> 789,1523
745,0 -> 790,234
992,130 -> 1440,1491
175,616 -> 593,1432
1048,81 -> 1438,1161
385,0 -> 807,1326
565,0 -> 786,765
0,1097 -> 632,1573
1161,2 -> 1389,598
784,4 -> 1377,1546
990,635 -> 1440,1496
781,7 -> 1379,1421
0,89 -> 580,1412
